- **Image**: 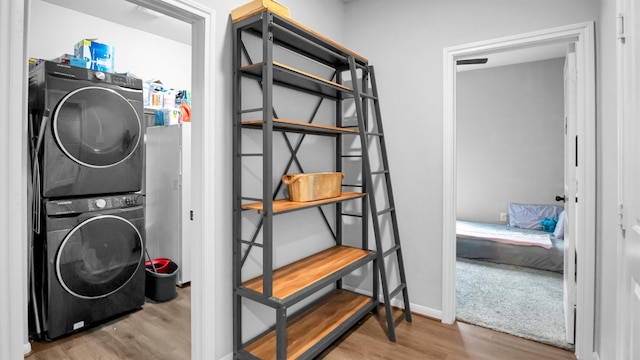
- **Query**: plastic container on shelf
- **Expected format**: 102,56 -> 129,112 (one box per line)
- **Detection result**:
163,88 -> 176,109
180,102 -> 191,122
148,82 -> 163,108
154,109 -> 164,126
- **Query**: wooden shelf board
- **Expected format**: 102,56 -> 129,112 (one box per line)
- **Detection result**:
240,61 -> 352,98
271,14 -> 368,64
231,0 -> 291,23
242,191 -> 365,214
244,289 -> 372,359
242,119 -> 359,135
242,245 -> 373,300
234,10 -> 368,66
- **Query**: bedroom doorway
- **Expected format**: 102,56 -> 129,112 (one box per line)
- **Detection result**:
454,52 -> 572,349
442,22 -> 596,359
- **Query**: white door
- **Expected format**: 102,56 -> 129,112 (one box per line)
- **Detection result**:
562,45 -> 577,345
618,1 -> 640,358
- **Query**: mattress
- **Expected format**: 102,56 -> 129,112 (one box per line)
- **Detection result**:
456,220 -> 564,273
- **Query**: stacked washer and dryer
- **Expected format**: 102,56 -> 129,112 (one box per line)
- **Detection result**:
28,61 -> 146,341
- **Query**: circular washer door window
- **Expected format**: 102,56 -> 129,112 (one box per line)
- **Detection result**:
53,86 -> 141,168
56,215 -> 143,299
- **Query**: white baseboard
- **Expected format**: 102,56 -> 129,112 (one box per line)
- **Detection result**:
342,285 -> 442,320
24,342 -> 31,355
410,303 -> 442,320
220,352 -> 233,360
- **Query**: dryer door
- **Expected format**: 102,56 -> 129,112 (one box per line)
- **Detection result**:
56,215 -> 143,299
53,86 -> 141,168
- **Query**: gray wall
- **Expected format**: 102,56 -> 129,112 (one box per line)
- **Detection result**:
341,1 -> 620,358
456,58 -> 565,224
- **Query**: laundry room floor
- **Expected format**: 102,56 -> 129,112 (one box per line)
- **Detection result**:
26,285 -> 191,360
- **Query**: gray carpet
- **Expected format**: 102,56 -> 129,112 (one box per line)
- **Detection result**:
456,258 -> 574,351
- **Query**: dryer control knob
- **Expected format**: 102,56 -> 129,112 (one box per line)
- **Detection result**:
95,199 -> 107,208
95,72 -> 106,81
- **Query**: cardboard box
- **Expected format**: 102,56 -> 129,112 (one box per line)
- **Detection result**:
74,39 -> 115,73
49,54 -> 88,69
282,172 -> 343,202
69,57 -> 89,68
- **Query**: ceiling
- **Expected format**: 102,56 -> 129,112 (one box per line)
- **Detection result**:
41,0 -> 566,70
40,0 -> 192,45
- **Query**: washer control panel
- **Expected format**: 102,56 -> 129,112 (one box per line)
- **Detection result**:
95,198 -> 107,208
88,195 -> 141,211
42,61 -> 142,90
46,194 -> 143,215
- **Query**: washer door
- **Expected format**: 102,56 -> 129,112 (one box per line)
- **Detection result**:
56,215 -> 143,299
53,86 -> 141,168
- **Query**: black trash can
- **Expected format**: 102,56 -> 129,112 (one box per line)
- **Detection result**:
145,258 -> 179,302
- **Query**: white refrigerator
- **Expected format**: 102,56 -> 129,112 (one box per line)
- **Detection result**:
144,122 -> 191,285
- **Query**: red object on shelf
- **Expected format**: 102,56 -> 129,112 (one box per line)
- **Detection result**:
180,102 -> 191,122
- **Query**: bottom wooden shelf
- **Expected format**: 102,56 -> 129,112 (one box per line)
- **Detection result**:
244,290 -> 373,359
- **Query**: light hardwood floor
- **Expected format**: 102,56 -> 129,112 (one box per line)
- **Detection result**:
319,309 -> 576,360
27,286 -> 575,360
27,286 -> 191,360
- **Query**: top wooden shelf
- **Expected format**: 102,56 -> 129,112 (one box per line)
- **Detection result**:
231,0 -> 291,23
233,10 -> 368,67
242,118 -> 359,136
242,191 -> 365,214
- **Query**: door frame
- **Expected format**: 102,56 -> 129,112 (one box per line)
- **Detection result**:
0,0 -> 217,357
563,45 -> 578,345
442,22 -> 596,359
0,1 -> 30,357
125,2 -> 217,358
616,0 -> 639,357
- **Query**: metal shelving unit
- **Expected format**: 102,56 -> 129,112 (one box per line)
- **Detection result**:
232,8 -> 410,359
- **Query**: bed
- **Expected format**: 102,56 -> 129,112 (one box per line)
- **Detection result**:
456,203 -> 565,273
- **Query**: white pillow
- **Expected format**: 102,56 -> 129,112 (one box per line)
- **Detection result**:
508,203 -> 564,230
553,210 -> 565,239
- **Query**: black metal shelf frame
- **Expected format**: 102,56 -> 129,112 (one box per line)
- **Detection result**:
234,12 -> 368,69
233,9 -> 411,360
233,10 -> 374,360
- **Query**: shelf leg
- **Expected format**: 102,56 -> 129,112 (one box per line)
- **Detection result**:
276,306 -> 287,359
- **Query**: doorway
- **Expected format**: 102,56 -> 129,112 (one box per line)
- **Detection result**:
442,22 -> 596,359
5,0 -> 216,357
455,55 -> 570,348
